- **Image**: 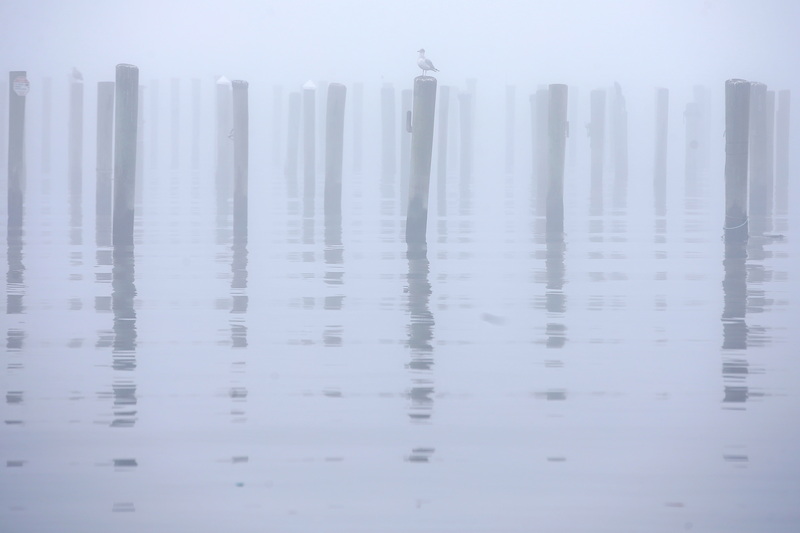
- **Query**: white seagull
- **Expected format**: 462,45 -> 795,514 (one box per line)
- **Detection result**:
417,49 -> 439,76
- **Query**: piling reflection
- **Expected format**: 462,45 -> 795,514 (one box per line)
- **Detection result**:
323,213 -> 344,347
6,225 -> 25,349
230,241 -> 248,348
111,245 -> 137,427
406,244 -> 435,421
545,235 -> 567,348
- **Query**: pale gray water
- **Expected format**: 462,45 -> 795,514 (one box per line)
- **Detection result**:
3,137 -> 798,533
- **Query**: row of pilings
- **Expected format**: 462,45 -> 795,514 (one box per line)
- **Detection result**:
5,72 -> 794,251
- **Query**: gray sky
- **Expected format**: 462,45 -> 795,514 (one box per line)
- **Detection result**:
2,0 -> 798,89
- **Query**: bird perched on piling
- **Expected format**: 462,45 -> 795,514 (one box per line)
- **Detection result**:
417,49 -> 439,76
71,67 -> 83,82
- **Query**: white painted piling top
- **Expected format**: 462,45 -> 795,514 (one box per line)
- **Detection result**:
303,80 -> 316,90
216,76 -> 231,85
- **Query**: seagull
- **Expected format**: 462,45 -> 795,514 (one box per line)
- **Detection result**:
71,67 -> 83,82
417,49 -> 439,76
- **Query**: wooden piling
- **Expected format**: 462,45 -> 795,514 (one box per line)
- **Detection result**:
612,83 -> 628,210
381,83 -> 396,183
135,85 -> 144,204
232,80 -> 249,243
112,64 -> 139,247
352,82 -> 363,173
170,78 -> 180,169
7,71 -> 27,234
546,84 -> 568,236
324,83 -> 347,221
302,80 -> 316,215
588,89 -> 606,214
272,85 -> 283,166
285,91 -> 301,197
436,85 -> 450,216
191,78 -> 200,170
406,76 -> 437,246
654,87 -> 669,215
533,88 -> 548,213
775,90 -> 790,215
458,91 -> 473,190
724,79 -> 750,243
96,81 -> 115,246
215,76 -> 233,207
148,79 -> 158,169
69,73 -> 84,188
748,82 -> 769,236
41,77 -> 52,173
400,88 -> 412,213
505,85 -> 515,173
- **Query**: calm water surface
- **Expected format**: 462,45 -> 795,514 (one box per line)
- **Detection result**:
2,156 -> 799,532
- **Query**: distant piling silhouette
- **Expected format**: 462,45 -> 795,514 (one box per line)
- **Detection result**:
191,78 -> 201,170
532,88 -> 548,213
612,83 -> 628,210
324,83 -> 346,221
1,77 -> 8,178
148,79 -> 159,169
724,79 -> 750,244
215,76 -> 233,212
69,71 -> 84,242
96,81 -> 115,246
505,85 -> 515,173
588,89 -> 605,215
654,87 -> 669,216
170,78 -> 180,169
41,77 -> 52,173
406,76 -> 437,246
272,85 -> 283,166
436,85 -> 450,216
381,83 -> 396,194
774,90 -> 790,215
352,82 -> 363,173
284,91 -> 301,198
458,90 -> 473,212
112,64 -> 139,247
748,82 -> 769,236
400,88 -> 412,213
7,71 -> 27,235
135,85 -> 145,205
302,81 -> 316,216
232,80 -> 249,243
545,84 -> 568,237
684,101 -> 701,197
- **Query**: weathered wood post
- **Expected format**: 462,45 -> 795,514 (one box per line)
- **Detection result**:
505,85 -> 515,173
533,87 -> 548,213
1,77 -> 7,176
69,70 -> 84,241
170,77 -> 180,169
724,79 -> 750,243
7,71 -> 28,235
41,76 -> 52,173
458,90 -> 473,209
112,64 -> 139,247
381,83 -> 396,189
215,76 -> 232,210
324,83 -> 346,221
352,82 -> 363,173
148,79 -> 159,169
96,81 -> 115,246
546,84 -> 568,237
232,80 -> 249,244
400,88 -> 412,213
654,87 -> 669,215
135,85 -> 144,204
774,90 -> 790,215
588,88 -> 605,214
748,82 -> 769,236
191,78 -> 200,170
272,85 -> 283,166
612,82 -> 628,210
567,86 -> 579,169
302,80 -> 316,215
284,91 -> 301,197
406,76 -> 437,247
436,85 -> 450,216
684,101 -> 700,198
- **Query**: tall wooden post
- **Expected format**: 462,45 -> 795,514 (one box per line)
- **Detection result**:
588,89 -> 605,215
654,88 -> 669,215
7,71 -> 28,234
324,83 -> 347,221
148,79 -> 159,169
112,64 -> 139,247
170,78 -> 180,169
302,80 -> 316,215
546,84 -> 568,236
505,85 -> 515,173
352,82 -> 363,173
748,82 -> 769,236
533,88 -> 548,213
406,76 -> 437,246
400,88 -> 412,213
612,83 -> 628,210
69,71 -> 84,242
775,90 -> 790,215
381,83 -> 396,185
232,80 -> 249,243
272,85 -> 283,166
284,91 -> 301,198
96,81 -> 115,246
724,79 -> 750,243
215,76 -> 233,210
191,78 -> 201,170
41,76 -> 52,173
